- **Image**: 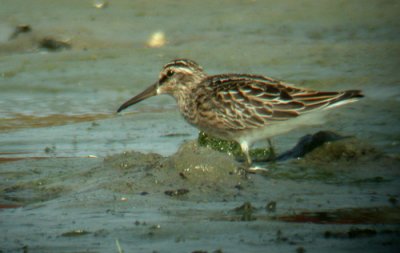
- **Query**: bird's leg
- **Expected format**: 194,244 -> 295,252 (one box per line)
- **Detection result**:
240,141 -> 252,167
239,141 -> 269,174
267,138 -> 276,160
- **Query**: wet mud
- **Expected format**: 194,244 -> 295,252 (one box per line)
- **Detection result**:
1,0 -> 400,252
1,138 -> 400,252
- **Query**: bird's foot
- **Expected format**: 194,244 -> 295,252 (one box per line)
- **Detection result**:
236,164 -> 269,176
246,165 -> 269,174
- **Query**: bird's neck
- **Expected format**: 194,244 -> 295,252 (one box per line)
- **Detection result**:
173,86 -> 198,125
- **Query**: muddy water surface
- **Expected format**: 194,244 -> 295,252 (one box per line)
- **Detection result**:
1,0 -> 400,252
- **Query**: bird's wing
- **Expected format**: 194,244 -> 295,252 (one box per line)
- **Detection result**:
197,74 -> 360,131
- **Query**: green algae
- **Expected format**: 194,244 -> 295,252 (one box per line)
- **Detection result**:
197,131 -> 276,162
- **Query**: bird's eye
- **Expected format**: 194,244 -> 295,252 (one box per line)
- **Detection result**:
166,70 -> 174,77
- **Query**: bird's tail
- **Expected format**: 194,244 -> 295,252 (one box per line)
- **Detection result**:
325,90 -> 364,109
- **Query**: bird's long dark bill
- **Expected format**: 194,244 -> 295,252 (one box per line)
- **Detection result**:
117,83 -> 157,112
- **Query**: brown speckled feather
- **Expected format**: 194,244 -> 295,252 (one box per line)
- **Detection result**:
196,74 -> 362,131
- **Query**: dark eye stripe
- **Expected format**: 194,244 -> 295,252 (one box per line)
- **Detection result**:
159,75 -> 167,84
166,70 -> 174,77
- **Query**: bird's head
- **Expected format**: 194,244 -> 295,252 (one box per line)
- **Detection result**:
117,58 -> 205,113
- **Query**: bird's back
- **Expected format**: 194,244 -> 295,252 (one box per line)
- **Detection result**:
191,73 -> 363,140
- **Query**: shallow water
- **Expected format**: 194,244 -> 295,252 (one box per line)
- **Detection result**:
1,0 -> 400,252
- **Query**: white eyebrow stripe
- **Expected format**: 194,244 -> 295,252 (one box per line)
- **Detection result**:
175,60 -> 190,65
174,67 -> 194,74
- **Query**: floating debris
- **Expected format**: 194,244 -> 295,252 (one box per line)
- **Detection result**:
388,195 -> 397,205
324,228 -> 377,239
164,188 -> 189,197
233,202 -> 257,221
44,145 -> 56,154
115,238 -> 124,253
147,31 -> 166,48
162,132 -> 191,137
149,224 -> 161,230
93,0 -> 109,9
9,24 -> 32,40
296,246 -> 306,253
275,229 -> 288,242
61,229 -> 91,237
179,172 -> 188,179
39,37 -> 71,51
266,201 -> 277,212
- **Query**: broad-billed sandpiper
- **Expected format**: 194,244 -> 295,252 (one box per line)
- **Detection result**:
117,59 -> 363,170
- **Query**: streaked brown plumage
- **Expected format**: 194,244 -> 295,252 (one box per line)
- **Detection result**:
117,59 -> 363,169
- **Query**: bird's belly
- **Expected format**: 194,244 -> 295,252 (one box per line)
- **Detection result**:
235,110 -> 328,145
183,106 -> 328,145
